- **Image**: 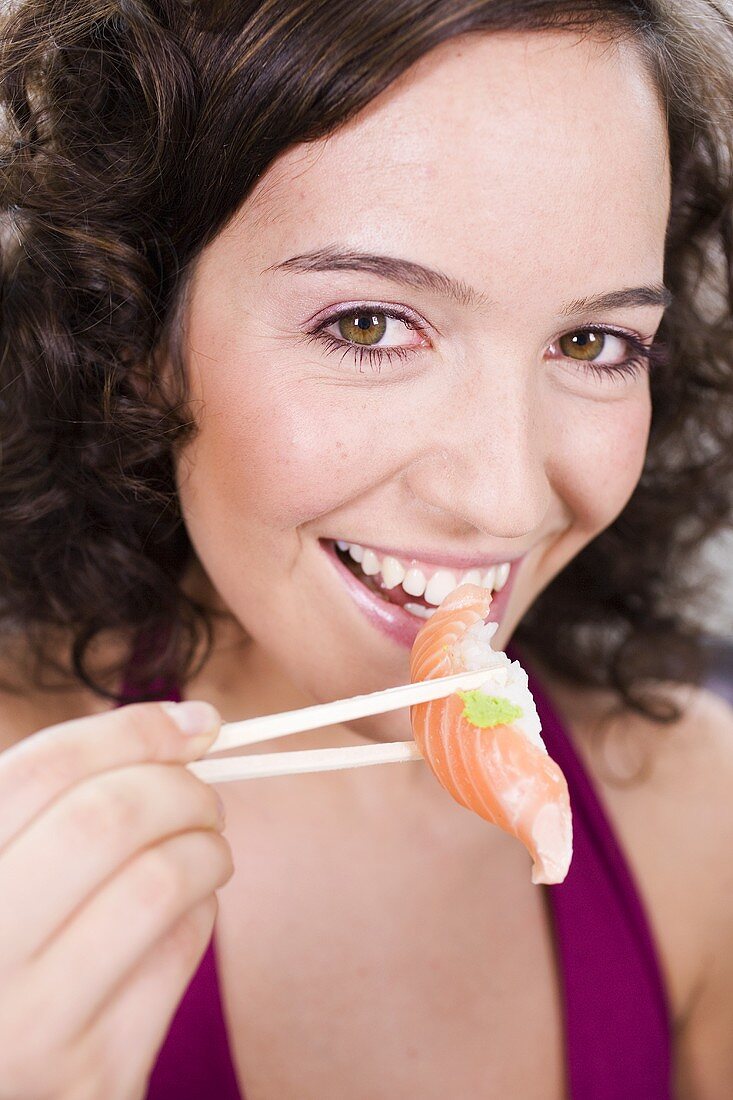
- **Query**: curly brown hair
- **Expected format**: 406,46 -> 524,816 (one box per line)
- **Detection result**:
0,0 -> 732,719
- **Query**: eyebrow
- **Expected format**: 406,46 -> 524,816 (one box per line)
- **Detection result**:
265,246 -> 673,316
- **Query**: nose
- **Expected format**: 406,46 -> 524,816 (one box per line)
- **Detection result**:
403,359 -> 553,540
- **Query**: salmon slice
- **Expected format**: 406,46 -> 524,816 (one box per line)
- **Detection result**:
409,583 -> 573,884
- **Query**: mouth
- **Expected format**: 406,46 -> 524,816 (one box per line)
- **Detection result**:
319,537 -> 521,649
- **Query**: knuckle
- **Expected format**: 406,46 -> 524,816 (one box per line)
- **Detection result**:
119,701 -> 169,757
165,896 -> 217,962
193,775 -> 226,827
187,827 -> 227,869
208,831 -> 235,884
4,730 -> 80,801
169,766 -> 223,829
132,843 -> 188,915
65,779 -> 139,846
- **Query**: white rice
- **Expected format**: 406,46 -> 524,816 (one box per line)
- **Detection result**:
449,621 -> 547,753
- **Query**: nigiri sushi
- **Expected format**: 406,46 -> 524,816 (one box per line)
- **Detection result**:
409,583 -> 572,885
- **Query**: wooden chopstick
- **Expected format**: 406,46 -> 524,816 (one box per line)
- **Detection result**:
187,739 -> 423,783
185,666 -> 496,784
200,667 -> 493,756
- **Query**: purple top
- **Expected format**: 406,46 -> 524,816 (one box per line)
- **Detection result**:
119,654 -> 672,1100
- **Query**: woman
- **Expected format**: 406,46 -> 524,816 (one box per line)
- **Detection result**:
1,0 -> 732,1096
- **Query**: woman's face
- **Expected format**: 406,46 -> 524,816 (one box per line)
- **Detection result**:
171,30 -> 670,737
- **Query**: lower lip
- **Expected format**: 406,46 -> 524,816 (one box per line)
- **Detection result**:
320,540 -> 519,649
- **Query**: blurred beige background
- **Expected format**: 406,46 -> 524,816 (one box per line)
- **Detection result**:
703,533 -> 733,638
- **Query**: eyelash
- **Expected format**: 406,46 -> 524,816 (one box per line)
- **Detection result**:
304,305 -> 662,381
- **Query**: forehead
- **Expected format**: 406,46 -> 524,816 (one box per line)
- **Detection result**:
235,30 -> 671,296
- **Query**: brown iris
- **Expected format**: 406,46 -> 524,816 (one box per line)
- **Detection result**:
337,311 -> 387,346
558,330 -> 605,360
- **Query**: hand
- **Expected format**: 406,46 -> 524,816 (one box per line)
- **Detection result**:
0,699 -> 232,1100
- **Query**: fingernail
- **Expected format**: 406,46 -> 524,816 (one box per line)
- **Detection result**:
161,700 -> 220,736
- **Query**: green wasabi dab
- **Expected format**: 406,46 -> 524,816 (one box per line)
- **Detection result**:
456,689 -> 523,728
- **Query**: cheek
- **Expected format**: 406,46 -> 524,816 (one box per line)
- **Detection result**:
551,388 -> 652,532
178,345 -> 410,532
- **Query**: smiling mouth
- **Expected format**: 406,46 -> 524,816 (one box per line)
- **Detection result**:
327,539 -> 512,619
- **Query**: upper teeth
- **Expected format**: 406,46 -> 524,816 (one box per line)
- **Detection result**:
335,541 -> 511,605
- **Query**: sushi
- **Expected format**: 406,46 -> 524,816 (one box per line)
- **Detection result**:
409,583 -> 573,884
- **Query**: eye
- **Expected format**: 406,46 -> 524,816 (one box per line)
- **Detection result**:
304,305 -> 429,371
546,327 -> 653,382
556,330 -> 625,363
334,312 -> 386,345
324,309 -> 424,349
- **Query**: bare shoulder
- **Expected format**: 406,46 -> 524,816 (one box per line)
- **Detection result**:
584,681 -> 733,897
549,676 -> 733,1098
656,686 -> 733,1100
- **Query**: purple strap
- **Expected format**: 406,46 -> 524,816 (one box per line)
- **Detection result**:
144,935 -> 242,1100
119,640 -> 672,1099
526,659 -> 673,1098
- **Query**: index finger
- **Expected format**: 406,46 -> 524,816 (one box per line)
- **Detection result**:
0,700 -> 221,854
